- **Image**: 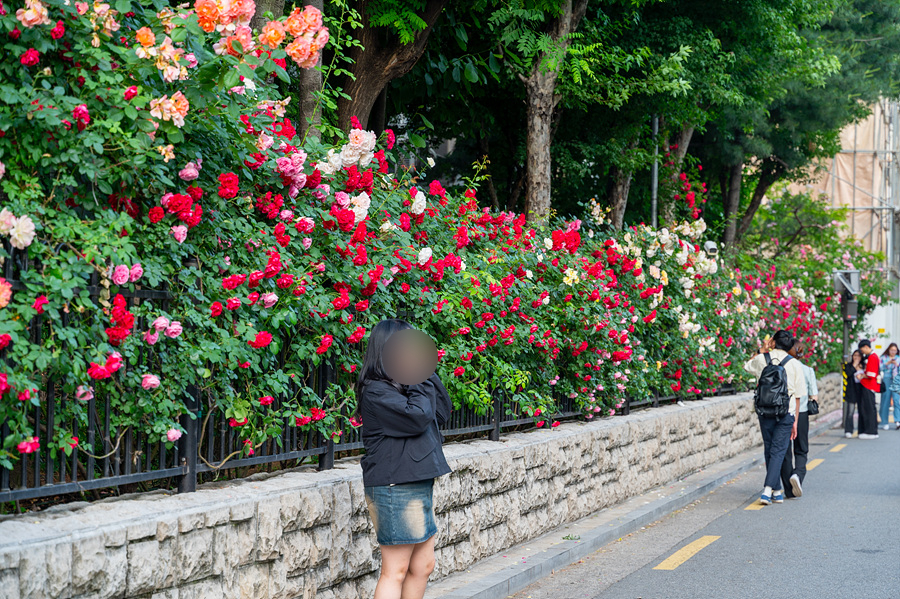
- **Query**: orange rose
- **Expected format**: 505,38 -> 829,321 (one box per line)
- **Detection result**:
136,26 -> 156,47
284,7 -> 307,37
194,0 -> 219,32
259,20 -> 285,49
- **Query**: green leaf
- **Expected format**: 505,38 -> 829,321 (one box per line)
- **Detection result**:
170,27 -> 188,43
465,62 -> 479,83
409,133 -> 426,148
274,64 -> 291,84
421,115 -> 434,130
115,0 -> 131,13
223,68 -> 241,89
452,65 -> 461,83
124,105 -> 137,120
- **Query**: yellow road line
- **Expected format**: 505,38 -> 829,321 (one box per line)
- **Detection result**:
745,501 -> 765,511
807,458 -> 825,470
653,536 -> 720,570
830,444 -> 847,453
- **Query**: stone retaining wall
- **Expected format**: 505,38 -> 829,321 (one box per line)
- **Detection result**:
0,374 -> 841,599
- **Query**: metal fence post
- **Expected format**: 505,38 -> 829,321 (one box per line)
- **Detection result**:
623,396 -> 631,416
177,257 -> 200,493
317,358 -> 336,471
489,388 -> 502,441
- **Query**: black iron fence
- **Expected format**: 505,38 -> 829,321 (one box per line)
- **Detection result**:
0,245 -> 738,503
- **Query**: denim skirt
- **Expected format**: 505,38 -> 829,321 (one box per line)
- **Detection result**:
364,478 -> 437,546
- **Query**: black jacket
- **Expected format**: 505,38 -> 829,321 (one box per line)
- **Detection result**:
843,362 -> 860,404
358,372 -> 453,487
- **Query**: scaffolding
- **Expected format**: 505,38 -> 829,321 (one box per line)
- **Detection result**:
794,98 -> 900,292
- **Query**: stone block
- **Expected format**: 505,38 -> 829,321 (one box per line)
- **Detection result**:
71,535 -> 105,595
282,530 -> 316,574
150,588 -> 179,599
157,517 -> 179,542
127,539 -> 160,596
236,563 -> 269,599
203,504 -> 231,528
127,519 -> 158,542
174,527 -> 213,585
178,510 -> 207,534
230,501 -> 256,522
256,497 -> 284,561
179,576 -> 222,599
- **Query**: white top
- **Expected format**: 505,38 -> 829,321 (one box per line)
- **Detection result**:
743,349 -> 805,416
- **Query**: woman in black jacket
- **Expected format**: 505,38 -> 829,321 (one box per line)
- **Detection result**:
843,349 -> 863,437
355,319 -> 452,599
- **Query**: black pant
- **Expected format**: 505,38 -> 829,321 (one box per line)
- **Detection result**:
758,413 -> 795,491
843,401 -> 857,434
781,411 -> 809,497
858,387 -> 879,435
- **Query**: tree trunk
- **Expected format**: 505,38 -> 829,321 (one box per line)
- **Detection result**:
607,139 -> 640,230
722,161 -> 743,246
337,0 -> 449,131
661,124 -> 695,225
250,0 -> 285,31
735,162 -> 784,238
521,0 -> 588,225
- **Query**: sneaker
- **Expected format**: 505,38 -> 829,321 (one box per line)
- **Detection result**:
845,432 -> 853,438
895,423 -> 900,430
773,490 -> 784,503
858,433 -> 879,439
760,493 -> 772,506
882,424 -> 891,431
790,474 -> 803,498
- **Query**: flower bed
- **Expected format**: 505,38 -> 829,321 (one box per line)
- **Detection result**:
0,0 -> 875,474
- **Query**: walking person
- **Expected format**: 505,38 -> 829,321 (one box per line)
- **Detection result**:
844,350 -> 863,438
879,343 -> 900,430
857,339 -> 880,438
356,319 -> 453,599
781,340 -> 816,498
744,330 -> 804,505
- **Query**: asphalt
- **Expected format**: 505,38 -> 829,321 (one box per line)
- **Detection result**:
506,424 -> 900,599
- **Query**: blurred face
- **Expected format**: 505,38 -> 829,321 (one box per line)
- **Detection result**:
852,352 -> 862,365
890,346 -> 898,357
382,328 -> 439,385
860,345 -> 872,356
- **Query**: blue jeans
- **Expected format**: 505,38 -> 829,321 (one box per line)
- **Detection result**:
880,376 -> 900,426
758,413 -> 795,491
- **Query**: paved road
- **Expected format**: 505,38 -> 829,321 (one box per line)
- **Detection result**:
508,426 -> 900,599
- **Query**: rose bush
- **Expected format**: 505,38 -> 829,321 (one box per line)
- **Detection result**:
0,0 -> 884,471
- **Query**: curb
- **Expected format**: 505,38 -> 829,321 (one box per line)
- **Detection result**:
430,407 -> 843,599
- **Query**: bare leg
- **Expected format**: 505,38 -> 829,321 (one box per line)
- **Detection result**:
374,543 -> 415,599
400,536 -> 436,599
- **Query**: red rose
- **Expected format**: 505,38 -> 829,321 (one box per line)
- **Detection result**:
295,415 -> 312,426
32,295 -> 49,314
217,172 -> 240,198
210,302 -> 223,317
228,417 -> 248,427
186,185 -> 203,202
222,274 -> 246,290
124,85 -> 138,101
453,367 -> 465,377
226,297 -> 241,311
316,334 -> 333,355
9,27 -> 21,40
0,334 -> 10,350
148,206 -> 165,223
347,326 -> 366,343
50,20 -> 65,39
259,395 -> 274,406
276,273 -> 294,289
20,49 -> 40,66
311,407 -> 327,421
248,330 -> 273,348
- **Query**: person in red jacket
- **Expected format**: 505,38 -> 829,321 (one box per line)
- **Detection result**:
857,339 -> 881,439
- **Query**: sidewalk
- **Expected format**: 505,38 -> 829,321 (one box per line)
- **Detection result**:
425,409 -> 844,599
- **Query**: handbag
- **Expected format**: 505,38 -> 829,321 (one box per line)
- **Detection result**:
807,399 -> 820,415
880,379 -> 887,393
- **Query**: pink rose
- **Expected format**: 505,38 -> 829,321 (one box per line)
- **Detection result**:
179,162 -> 200,181
261,292 -> 278,308
129,263 -> 143,282
143,330 -> 159,345
171,225 -> 187,244
165,321 -> 183,338
75,385 -> 94,401
302,237 -> 312,250
111,264 -> 130,285
185,53 -> 198,68
160,192 -> 174,209
152,317 -> 169,332
141,374 -> 160,390
166,428 -> 182,442
279,210 -> 294,221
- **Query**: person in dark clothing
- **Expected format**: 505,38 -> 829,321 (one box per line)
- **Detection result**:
355,319 -> 453,599
857,339 -> 881,438
781,341 -> 816,498
843,350 -> 863,437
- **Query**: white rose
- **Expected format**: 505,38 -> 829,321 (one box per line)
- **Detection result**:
351,205 -> 368,224
0,208 -> 15,234
542,297 -> 550,305
348,129 -> 368,149
460,260 -> 466,271
543,238 -> 553,250
427,157 -> 436,168
411,191 -> 427,215
351,192 -> 371,212
380,221 -> 396,232
358,152 -> 374,168
525,269 -> 533,279
9,215 -> 36,250
326,149 -> 343,172
339,145 -> 360,168
418,247 -> 433,265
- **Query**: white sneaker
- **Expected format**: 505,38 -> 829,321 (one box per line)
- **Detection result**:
790,474 -> 803,498
858,433 -> 879,439
882,424 -> 891,430
845,432 -> 853,438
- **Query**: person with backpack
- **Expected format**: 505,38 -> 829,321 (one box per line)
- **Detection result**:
744,330 -> 805,505
780,340 -> 817,499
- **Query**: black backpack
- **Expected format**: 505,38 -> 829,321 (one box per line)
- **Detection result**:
754,353 -> 792,418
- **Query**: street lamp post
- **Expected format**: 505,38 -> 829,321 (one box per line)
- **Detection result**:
834,269 -> 861,361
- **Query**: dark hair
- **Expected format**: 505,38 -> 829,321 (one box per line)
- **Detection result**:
883,343 -> 899,358
354,319 -> 413,414
850,349 -> 862,364
773,330 -> 794,352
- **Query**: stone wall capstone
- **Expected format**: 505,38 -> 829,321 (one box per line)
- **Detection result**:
0,375 -> 841,599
